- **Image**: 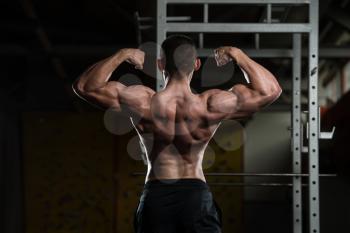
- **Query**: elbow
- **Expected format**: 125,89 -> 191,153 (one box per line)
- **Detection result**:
268,85 -> 282,102
261,85 -> 282,105
274,85 -> 282,99
72,80 -> 86,97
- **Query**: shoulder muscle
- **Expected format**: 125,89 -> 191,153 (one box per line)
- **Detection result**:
201,89 -> 238,122
119,85 -> 155,117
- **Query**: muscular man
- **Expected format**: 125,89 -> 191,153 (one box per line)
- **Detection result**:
73,35 -> 282,233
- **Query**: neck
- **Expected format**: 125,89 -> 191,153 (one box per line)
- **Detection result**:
166,72 -> 192,85
166,74 -> 192,94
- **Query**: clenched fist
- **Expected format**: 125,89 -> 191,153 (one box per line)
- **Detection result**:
122,48 -> 145,70
214,46 -> 240,67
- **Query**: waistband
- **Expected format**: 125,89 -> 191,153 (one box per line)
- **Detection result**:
144,178 -> 208,190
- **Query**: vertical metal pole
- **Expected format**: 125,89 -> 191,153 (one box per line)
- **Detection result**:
292,33 -> 302,233
157,0 -> 167,91
199,3 -> 208,49
255,33 -> 260,49
267,3 -> 272,23
309,1 -> 320,233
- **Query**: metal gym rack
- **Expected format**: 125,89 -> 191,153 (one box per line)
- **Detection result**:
155,0 -> 336,232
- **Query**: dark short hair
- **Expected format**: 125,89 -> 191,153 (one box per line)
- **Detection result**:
161,35 -> 197,76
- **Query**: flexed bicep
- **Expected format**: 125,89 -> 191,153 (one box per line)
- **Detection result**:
230,84 -> 278,115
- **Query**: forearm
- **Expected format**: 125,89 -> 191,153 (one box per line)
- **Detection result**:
229,48 -> 282,96
74,50 -> 127,93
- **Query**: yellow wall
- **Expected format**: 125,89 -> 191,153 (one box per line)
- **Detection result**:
23,112 -> 115,233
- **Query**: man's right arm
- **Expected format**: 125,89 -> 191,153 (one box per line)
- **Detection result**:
206,47 -> 282,120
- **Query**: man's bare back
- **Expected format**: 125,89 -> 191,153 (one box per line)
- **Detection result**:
134,83 -> 224,182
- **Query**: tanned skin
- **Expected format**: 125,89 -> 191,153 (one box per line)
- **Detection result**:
73,47 -> 282,183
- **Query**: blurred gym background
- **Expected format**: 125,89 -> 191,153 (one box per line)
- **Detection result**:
1,0 -> 350,233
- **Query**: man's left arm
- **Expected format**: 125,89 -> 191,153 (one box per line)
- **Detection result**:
72,48 -> 155,114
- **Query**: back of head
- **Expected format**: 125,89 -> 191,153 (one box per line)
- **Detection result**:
161,35 -> 197,76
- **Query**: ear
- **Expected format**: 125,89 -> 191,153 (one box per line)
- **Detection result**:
194,58 -> 201,71
157,59 -> 165,72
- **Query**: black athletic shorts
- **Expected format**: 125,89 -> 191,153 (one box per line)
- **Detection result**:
134,178 -> 222,233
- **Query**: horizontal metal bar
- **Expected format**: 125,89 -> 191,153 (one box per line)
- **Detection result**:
198,48 -> 294,58
208,182 -> 309,187
166,23 -> 311,33
131,172 -> 337,177
204,173 -> 337,177
139,16 -> 192,22
138,182 -> 308,187
311,48 -> 350,58
138,17 -> 154,22
166,0 -> 310,4
167,16 -> 192,22
139,25 -> 153,30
